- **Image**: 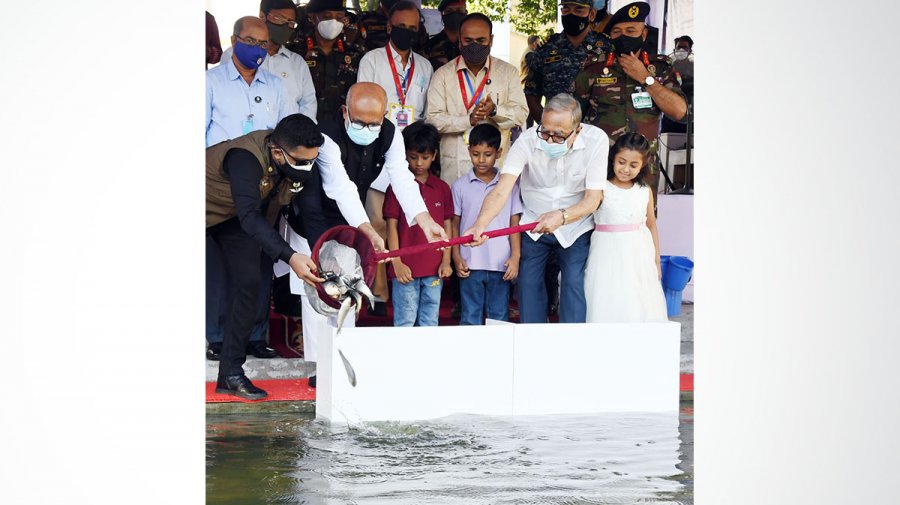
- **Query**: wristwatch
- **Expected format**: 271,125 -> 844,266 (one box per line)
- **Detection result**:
560,208 -> 570,225
644,75 -> 656,87
489,104 -> 497,118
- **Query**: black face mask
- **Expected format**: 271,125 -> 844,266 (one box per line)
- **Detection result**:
442,12 -> 465,32
460,42 -> 491,66
613,34 -> 645,55
276,160 -> 315,184
561,13 -> 589,36
389,25 -> 417,51
266,21 -> 296,46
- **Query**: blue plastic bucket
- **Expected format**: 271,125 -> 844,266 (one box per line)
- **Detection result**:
663,256 -> 694,291
660,255 -> 671,284
664,287 -> 683,317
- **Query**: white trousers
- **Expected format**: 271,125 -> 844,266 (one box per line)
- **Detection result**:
273,218 -> 353,364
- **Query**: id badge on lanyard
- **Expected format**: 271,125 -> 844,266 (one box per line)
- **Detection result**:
631,87 -> 653,109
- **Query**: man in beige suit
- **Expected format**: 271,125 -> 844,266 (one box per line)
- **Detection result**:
425,13 -> 528,187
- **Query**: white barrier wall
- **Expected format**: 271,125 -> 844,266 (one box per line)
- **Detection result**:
317,322 -> 681,424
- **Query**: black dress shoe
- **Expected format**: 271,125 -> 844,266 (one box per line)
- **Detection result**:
215,374 -> 268,400
370,301 -> 387,316
308,375 -> 316,388
247,341 -> 279,359
206,343 -> 222,361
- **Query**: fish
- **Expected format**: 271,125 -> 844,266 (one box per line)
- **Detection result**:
336,296 -> 354,335
338,349 -> 357,387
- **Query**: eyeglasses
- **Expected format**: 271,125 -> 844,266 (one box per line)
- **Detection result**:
347,116 -> 382,132
272,142 -> 316,166
266,13 -> 299,29
536,126 -> 575,144
236,35 -> 269,50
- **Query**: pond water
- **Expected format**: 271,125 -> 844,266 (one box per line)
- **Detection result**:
207,406 -> 693,504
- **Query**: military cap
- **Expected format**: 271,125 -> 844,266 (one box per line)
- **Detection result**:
306,0 -> 345,13
437,0 -> 466,11
603,1 -> 650,34
558,0 -> 594,7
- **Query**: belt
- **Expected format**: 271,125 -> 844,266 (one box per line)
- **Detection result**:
594,223 -> 642,232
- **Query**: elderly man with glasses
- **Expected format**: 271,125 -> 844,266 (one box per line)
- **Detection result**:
276,82 -> 448,388
206,16 -> 293,148
220,0 -> 318,121
463,93 -> 608,324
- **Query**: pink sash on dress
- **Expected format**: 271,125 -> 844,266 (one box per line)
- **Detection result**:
594,223 -> 642,232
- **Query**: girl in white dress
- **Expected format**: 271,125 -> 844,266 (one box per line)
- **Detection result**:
585,133 -> 667,323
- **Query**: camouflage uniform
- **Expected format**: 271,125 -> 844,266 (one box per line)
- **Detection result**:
424,30 -> 460,71
524,30 -> 610,103
357,10 -> 389,52
292,36 -> 365,123
573,47 -> 685,199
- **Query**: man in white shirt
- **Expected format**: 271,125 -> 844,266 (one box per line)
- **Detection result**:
221,0 -> 319,120
464,93 -> 608,323
425,12 -> 528,187
357,0 -> 433,129
276,82 -> 449,387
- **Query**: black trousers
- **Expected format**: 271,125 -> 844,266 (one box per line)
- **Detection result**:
207,218 -> 269,378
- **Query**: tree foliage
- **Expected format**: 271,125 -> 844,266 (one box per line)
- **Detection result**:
419,0 -> 557,38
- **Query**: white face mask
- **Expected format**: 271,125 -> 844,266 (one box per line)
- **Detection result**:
317,19 -> 344,40
674,49 -> 689,61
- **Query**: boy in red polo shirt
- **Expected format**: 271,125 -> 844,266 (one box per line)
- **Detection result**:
383,121 -> 454,326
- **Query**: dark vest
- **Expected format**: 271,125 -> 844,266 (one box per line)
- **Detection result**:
206,130 -> 295,228
317,117 -> 395,226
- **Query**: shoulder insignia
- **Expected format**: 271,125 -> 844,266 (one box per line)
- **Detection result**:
306,60 -> 316,67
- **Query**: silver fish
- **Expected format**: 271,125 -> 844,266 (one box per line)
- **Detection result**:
338,349 -> 357,387
352,278 -> 376,310
336,296 -> 354,335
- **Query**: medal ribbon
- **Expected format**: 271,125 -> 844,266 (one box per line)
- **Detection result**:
456,56 -> 491,112
386,43 -> 414,106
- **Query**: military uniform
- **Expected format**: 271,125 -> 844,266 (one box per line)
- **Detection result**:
424,30 -> 460,71
293,36 -> 364,123
573,47 -> 684,194
358,10 -> 389,52
523,30 -> 610,103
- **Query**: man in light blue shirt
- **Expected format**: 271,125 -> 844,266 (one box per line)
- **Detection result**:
220,0 -> 318,122
206,16 -> 292,147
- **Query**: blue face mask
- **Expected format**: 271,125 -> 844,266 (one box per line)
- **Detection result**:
345,116 -> 380,146
233,41 -> 267,70
592,0 -> 607,11
538,137 -> 570,159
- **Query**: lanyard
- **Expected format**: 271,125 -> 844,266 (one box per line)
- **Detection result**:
385,43 -> 414,106
456,56 -> 490,112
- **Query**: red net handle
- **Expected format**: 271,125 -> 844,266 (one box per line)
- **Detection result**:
372,222 -> 538,263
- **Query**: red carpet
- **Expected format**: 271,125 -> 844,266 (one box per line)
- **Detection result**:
206,378 -> 315,403
206,374 -> 694,403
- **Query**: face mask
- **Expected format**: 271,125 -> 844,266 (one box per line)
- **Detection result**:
561,13 -> 589,36
592,0 -> 607,11
345,116 -> 380,146
538,137 -> 570,159
389,25 -> 417,51
266,21 -> 295,46
233,41 -> 267,69
674,49 -> 689,61
613,34 -> 645,55
317,19 -> 344,40
460,42 -> 491,66
442,11 -> 465,32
